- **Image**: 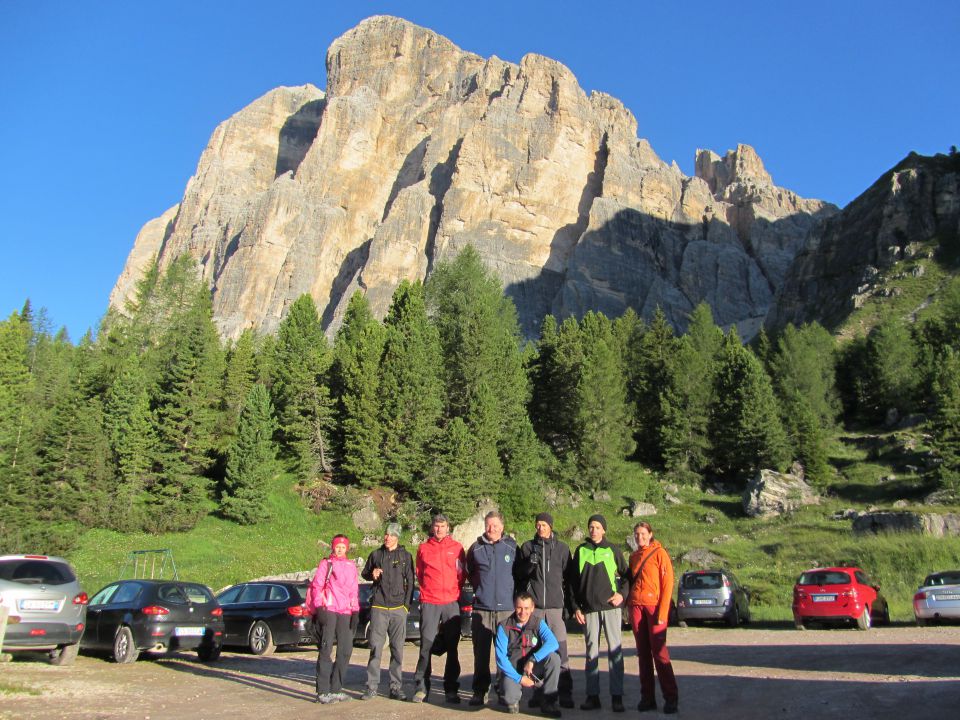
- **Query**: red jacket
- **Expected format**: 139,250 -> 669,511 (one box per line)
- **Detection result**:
416,535 -> 466,605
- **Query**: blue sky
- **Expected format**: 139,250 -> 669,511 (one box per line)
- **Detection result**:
2,0 -> 957,340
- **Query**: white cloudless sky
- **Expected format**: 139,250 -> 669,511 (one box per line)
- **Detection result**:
2,0 -> 957,339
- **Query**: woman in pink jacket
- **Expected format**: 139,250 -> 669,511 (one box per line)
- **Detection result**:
306,534 -> 360,704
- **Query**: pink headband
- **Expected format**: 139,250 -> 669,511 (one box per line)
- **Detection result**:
332,535 -> 350,550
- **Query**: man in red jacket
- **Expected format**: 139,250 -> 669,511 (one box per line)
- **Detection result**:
412,513 -> 466,704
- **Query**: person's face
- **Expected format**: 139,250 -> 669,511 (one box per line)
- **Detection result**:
485,517 -> 504,542
515,597 -> 535,624
588,520 -> 605,543
332,542 -> 348,558
384,533 -> 399,550
535,520 -> 551,539
433,520 -> 449,539
635,526 -> 653,549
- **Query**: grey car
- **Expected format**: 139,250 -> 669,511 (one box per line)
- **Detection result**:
0,554 -> 88,664
914,570 -> 960,626
676,569 -> 750,627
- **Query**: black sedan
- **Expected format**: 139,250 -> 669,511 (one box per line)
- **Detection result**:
216,581 -> 313,655
81,580 -> 224,663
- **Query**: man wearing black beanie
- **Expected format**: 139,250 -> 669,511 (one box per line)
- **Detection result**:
514,511 -> 573,709
568,513 -> 628,712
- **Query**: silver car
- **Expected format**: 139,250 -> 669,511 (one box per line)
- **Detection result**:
914,570 -> 960,625
676,569 -> 751,627
0,554 -> 88,664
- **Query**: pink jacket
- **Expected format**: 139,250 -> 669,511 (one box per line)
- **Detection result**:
305,556 -> 360,616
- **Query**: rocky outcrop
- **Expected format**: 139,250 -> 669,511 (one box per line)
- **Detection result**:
742,467 -> 820,518
113,16 -> 836,340
852,510 -> 960,537
769,152 -> 960,331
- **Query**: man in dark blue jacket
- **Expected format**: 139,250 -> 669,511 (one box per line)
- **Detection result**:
466,510 -> 517,706
495,592 -> 562,717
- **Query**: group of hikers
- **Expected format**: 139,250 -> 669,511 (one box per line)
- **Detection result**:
304,510 -> 679,716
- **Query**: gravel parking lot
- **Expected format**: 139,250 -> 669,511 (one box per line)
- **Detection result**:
2,624 -> 959,719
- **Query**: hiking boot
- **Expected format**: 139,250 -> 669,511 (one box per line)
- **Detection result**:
580,695 -> 601,710
411,689 -> 427,703
559,695 -> 574,709
637,698 -> 658,712
360,688 -> 377,700
611,695 -> 625,712
528,693 -> 542,708
541,699 -> 562,718
663,698 -> 679,714
506,703 -> 520,714
446,692 -> 461,704
389,688 -> 407,701
316,693 -> 338,704
469,692 -> 486,706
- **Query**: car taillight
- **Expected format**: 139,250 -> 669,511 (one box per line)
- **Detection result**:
723,577 -> 730,587
915,590 -> 927,601
287,605 -> 308,617
73,592 -> 89,605
211,607 -> 223,617
30,628 -> 46,636
141,605 -> 170,616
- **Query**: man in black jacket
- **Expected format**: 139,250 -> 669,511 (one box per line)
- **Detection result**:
514,512 -> 574,708
360,523 -> 415,700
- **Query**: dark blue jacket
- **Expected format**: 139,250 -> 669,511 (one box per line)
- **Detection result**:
467,534 -> 518,611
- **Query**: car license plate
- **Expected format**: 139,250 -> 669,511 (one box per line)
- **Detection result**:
692,598 -> 714,605
19,599 -> 59,611
174,626 -> 205,637
812,594 -> 836,602
935,593 -> 960,601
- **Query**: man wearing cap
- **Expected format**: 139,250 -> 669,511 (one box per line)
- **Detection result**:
360,523 -> 415,701
567,514 -> 629,712
466,509 -> 517,706
515,512 -> 574,708
413,513 -> 466,704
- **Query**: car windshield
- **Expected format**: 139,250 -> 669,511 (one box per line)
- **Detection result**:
925,572 -> 960,586
682,573 -> 723,590
0,558 -> 76,585
158,583 -> 214,604
798,570 -> 851,586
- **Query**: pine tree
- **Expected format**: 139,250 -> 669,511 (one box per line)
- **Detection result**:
378,281 -> 444,493
632,309 -> 677,465
332,292 -> 386,487
861,317 -> 920,421
708,329 -> 790,484
220,329 -> 260,453
421,417 -> 494,524
425,246 -> 543,508
272,294 -> 335,480
931,348 -> 960,493
221,383 -> 278,524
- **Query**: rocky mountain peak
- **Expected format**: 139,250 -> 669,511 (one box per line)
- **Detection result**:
112,16 -> 837,341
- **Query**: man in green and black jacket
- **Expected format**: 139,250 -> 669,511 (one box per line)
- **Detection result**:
567,513 -> 628,713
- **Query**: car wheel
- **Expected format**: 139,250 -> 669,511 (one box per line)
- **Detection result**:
249,621 -> 276,656
856,606 -> 871,631
727,605 -> 740,628
49,643 -> 79,666
916,617 -> 926,627
678,620 -> 688,628
880,605 -> 891,626
113,626 -> 140,664
794,618 -> 806,630
197,643 -> 222,662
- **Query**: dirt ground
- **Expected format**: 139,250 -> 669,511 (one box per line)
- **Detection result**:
2,623 -> 958,720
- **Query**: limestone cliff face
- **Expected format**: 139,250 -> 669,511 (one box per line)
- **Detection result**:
769,152 -> 960,331
112,15 -> 836,339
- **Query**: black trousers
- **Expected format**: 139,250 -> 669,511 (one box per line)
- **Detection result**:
414,601 -> 461,695
314,609 -> 353,694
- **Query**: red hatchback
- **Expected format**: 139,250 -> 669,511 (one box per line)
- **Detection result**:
792,566 -> 890,630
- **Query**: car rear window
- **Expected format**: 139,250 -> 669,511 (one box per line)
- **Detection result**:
292,584 -> 308,602
0,559 -> 76,585
158,583 -> 215,604
798,570 -> 851,586
925,572 -> 960,586
682,573 -> 723,590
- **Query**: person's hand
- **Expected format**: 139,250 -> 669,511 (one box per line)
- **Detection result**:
609,592 -> 624,608
372,568 -> 383,580
520,675 -> 535,688
524,660 -> 535,677
574,609 -> 585,625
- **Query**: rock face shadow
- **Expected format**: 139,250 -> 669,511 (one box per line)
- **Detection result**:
275,99 -> 326,179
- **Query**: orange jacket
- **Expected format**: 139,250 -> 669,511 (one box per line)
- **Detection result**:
627,540 -> 674,624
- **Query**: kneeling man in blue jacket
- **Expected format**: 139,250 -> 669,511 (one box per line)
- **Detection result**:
495,592 -> 562,717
